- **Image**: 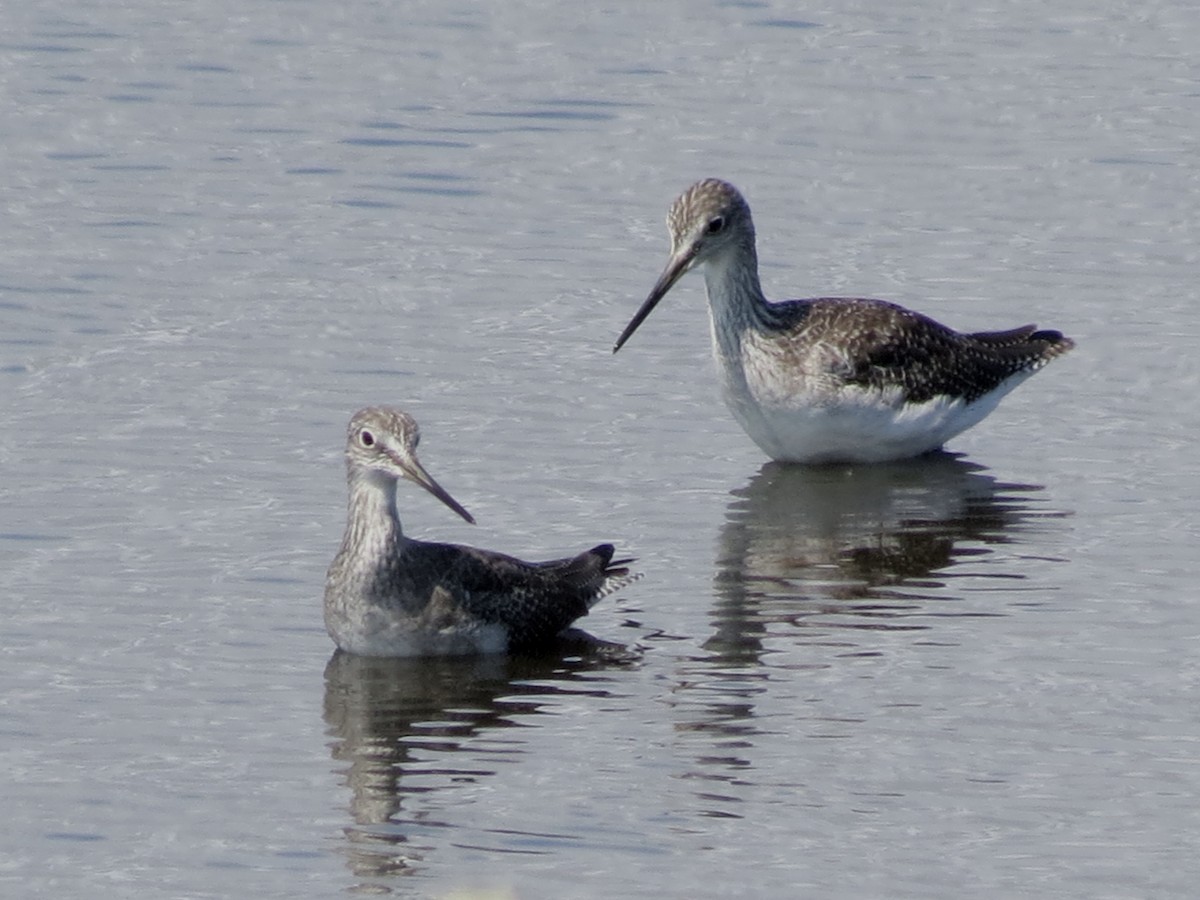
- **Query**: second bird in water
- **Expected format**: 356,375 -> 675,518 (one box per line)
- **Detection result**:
613,178 -> 1074,464
324,406 -> 638,657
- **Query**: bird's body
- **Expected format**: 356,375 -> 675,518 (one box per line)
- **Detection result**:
324,407 -> 636,657
614,179 -> 1074,464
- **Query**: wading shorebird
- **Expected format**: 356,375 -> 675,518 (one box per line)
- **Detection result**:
613,179 -> 1074,464
324,406 -> 638,657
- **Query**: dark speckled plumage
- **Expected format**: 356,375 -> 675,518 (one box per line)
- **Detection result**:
613,178 -> 1075,463
324,407 -> 638,657
354,539 -> 631,650
759,297 -> 1072,405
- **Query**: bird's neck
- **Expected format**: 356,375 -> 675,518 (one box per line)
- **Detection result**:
702,239 -> 772,358
340,470 -> 407,567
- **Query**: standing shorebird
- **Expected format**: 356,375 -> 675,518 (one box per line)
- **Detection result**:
613,179 -> 1075,464
324,406 -> 638,657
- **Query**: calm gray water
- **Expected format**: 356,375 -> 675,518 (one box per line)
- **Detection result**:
3,1 -> 1199,897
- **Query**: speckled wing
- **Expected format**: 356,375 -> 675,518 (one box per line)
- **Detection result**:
771,298 -> 1074,404
427,542 -> 630,648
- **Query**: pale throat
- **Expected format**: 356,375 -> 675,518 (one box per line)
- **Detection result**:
701,245 -> 768,369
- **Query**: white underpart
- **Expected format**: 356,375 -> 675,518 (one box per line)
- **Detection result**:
334,602 -> 509,658
726,350 -> 1027,464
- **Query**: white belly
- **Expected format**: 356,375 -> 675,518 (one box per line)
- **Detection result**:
324,581 -> 511,658
731,386 -> 1011,463
327,610 -> 510,657
716,335 -> 1030,464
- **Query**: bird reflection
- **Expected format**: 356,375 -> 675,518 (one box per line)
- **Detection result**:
708,452 -> 1064,662
323,636 -> 634,885
663,454 -> 1067,821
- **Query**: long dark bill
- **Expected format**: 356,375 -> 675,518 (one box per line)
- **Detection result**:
612,249 -> 694,353
393,450 -> 477,525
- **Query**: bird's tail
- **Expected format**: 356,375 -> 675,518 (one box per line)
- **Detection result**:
583,544 -> 643,607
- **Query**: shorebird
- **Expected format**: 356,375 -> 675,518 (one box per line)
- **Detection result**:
613,178 -> 1075,464
324,406 -> 638,657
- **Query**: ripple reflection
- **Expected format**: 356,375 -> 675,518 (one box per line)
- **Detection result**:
664,454 -> 1069,821
708,452 -> 1068,662
323,637 -> 635,885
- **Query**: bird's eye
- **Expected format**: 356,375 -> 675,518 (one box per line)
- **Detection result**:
706,216 -> 726,236
359,429 -> 375,447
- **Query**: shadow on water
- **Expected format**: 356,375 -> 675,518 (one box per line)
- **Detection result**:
322,634 -> 636,885
707,452 -> 1069,663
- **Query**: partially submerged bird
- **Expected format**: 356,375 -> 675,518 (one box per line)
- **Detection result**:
324,406 -> 637,657
613,178 -> 1075,464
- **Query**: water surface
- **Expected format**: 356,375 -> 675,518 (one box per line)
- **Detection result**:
3,1 -> 1199,897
